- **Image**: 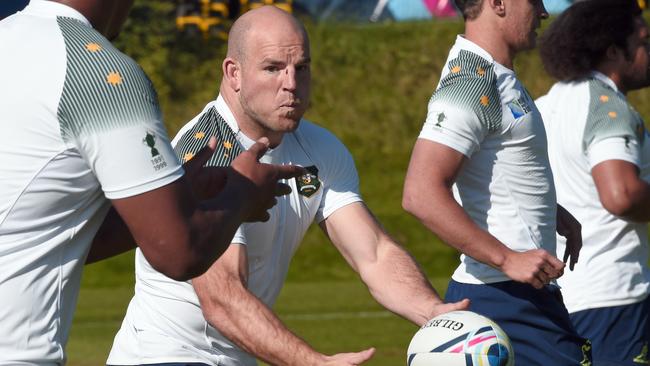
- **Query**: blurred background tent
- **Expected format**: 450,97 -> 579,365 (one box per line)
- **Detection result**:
2,1 -> 647,27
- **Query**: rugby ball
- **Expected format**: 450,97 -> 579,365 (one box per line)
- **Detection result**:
407,310 -> 514,366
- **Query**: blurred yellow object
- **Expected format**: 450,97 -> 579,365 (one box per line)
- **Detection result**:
640,0 -> 647,9
175,0 -> 293,40
175,0 -> 229,39
241,0 -> 292,13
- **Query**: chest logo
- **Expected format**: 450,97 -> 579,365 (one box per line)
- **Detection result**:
296,165 -> 321,198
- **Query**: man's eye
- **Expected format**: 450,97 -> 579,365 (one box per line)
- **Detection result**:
265,66 -> 279,72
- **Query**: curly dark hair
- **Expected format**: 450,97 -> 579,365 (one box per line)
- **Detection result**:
453,0 -> 484,20
539,0 -> 642,81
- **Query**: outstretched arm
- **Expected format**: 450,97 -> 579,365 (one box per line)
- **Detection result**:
319,201 -> 469,326
402,139 -> 565,288
193,244 -> 375,366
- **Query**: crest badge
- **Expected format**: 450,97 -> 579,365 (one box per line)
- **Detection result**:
296,165 -> 321,198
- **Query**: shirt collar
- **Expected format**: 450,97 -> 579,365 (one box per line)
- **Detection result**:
22,0 -> 91,27
590,71 -> 622,94
453,35 -> 495,64
215,94 -> 256,149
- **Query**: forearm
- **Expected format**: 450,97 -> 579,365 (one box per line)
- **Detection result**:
196,281 -> 325,366
403,185 -> 511,271
358,239 -> 442,326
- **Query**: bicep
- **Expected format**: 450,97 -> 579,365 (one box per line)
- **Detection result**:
592,159 -> 643,211
110,176 -> 194,272
404,139 -> 467,195
319,202 -> 386,272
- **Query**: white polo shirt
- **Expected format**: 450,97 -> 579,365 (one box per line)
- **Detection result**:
107,96 -> 363,366
537,72 -> 650,313
0,2 -> 183,364
418,36 -> 557,284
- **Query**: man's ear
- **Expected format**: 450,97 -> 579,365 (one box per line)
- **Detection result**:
605,44 -> 625,63
223,57 -> 241,92
486,0 -> 506,16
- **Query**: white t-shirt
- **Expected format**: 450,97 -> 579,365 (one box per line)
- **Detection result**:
107,96 -> 362,366
418,35 -> 557,284
537,72 -> 650,313
0,2 -> 183,365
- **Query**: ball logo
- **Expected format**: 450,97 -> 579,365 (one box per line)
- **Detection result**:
422,317 -> 464,331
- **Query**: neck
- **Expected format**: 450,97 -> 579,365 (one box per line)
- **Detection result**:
595,62 -> 628,95
221,89 -> 285,148
464,21 -> 515,69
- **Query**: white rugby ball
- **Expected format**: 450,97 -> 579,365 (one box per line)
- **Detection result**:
407,310 -> 514,366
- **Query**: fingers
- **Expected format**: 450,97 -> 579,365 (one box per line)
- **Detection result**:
275,182 -> 292,197
275,164 -> 308,180
431,299 -> 471,317
346,348 -> 375,365
245,138 -> 271,161
184,137 -> 217,176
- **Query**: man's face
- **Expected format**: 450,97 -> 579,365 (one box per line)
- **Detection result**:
620,16 -> 650,92
238,29 -> 311,135
504,0 -> 548,52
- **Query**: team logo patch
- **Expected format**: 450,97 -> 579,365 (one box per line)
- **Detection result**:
143,131 -> 167,171
507,98 -> 531,119
435,112 -> 446,127
296,165 -> 321,197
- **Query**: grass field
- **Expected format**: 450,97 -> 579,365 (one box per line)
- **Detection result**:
67,258 -> 451,366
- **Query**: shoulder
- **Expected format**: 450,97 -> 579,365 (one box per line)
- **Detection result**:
294,119 -> 350,154
292,120 -> 357,177
584,79 -> 644,144
173,107 -> 243,166
57,17 -> 160,141
431,50 -> 502,131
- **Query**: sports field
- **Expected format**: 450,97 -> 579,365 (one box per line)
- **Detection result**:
67,258 -> 450,365
64,5 -> 650,364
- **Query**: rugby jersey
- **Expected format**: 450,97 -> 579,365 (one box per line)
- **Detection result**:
0,2 -> 182,364
537,72 -> 650,312
418,35 -> 558,284
108,96 -> 362,366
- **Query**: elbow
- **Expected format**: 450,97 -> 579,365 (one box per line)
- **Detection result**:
601,191 -> 636,219
150,257 -> 206,281
142,237 -> 211,281
402,187 -> 422,219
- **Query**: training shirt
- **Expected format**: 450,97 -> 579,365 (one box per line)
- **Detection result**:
537,72 -> 650,313
0,2 -> 183,364
418,36 -> 557,284
107,96 -> 362,366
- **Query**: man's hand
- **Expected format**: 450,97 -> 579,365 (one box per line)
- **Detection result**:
183,137 -> 228,200
556,204 -> 582,270
428,299 -> 471,319
322,348 -> 375,365
228,138 -> 306,222
501,249 -> 565,289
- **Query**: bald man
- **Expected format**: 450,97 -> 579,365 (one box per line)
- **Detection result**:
0,0 -> 301,364
107,6 -> 467,366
